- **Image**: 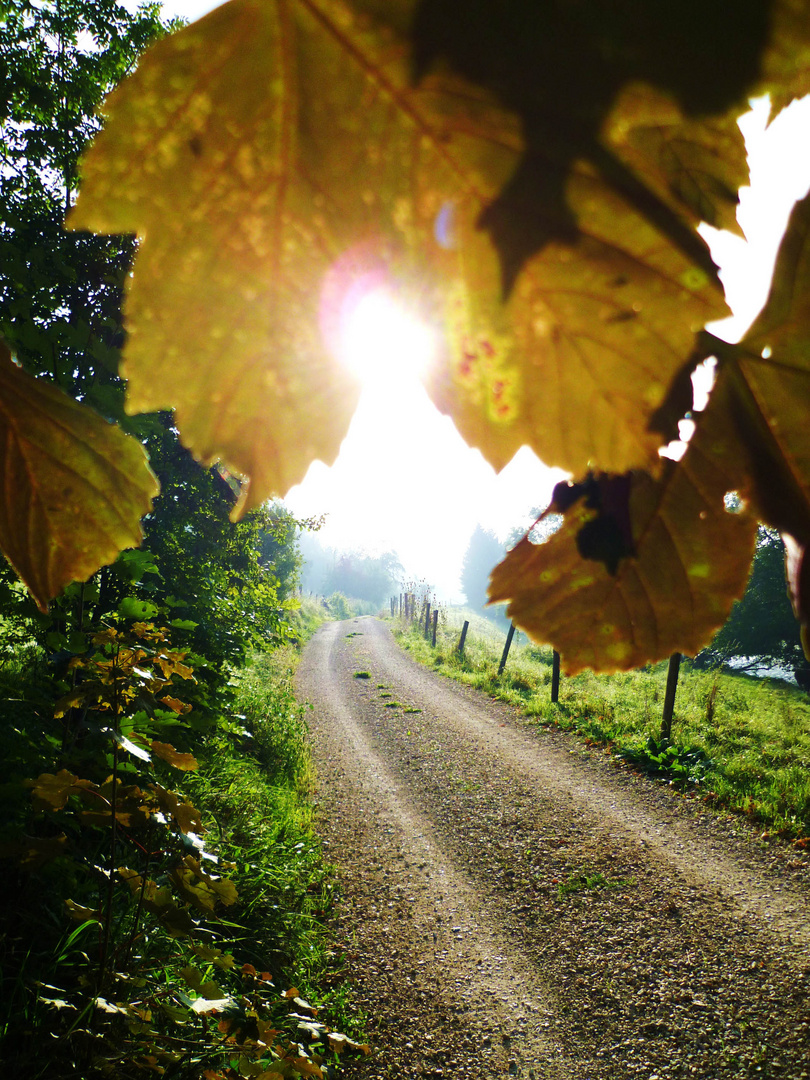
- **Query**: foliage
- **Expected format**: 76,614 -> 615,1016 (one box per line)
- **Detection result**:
0,8 -> 362,1076
394,611 -> 810,838
50,0 -> 810,673
617,737 -> 713,787
0,0 -> 170,601
0,642 -> 365,1078
460,525 -> 505,612
321,550 -> 404,607
700,526 -> 808,680
257,502 -> 307,603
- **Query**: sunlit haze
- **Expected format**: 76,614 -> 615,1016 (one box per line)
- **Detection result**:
338,288 -> 436,387
155,1 -> 810,598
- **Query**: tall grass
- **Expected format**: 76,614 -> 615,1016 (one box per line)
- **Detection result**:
394,613 -> 810,840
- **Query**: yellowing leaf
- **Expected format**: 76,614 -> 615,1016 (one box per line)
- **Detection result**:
70,0 -> 732,506
603,84 -> 747,236
0,343 -> 159,609
68,0 -> 363,517
489,373 -> 757,673
756,0 -> 810,117
169,857 -> 237,913
151,784 -> 203,834
724,190 -> 810,628
25,770 -> 92,812
65,899 -> 101,923
150,741 -> 198,771
426,153 -> 727,476
159,696 -> 192,715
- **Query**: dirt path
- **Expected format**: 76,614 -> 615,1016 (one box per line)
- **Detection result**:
296,618 -> 810,1079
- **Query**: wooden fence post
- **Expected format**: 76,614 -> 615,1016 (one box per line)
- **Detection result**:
551,650 -> 561,703
498,622 -> 516,676
457,620 -> 469,655
424,602 -> 431,639
431,609 -> 438,647
661,652 -> 681,740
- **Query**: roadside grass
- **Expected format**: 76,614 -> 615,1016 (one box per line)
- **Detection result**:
0,635 -> 367,1077
393,615 -> 810,841
187,647 -> 365,1033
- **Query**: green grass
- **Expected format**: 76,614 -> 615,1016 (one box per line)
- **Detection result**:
393,614 -> 810,840
0,644 -> 367,1077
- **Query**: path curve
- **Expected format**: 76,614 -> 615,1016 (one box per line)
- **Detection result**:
296,617 -> 810,1080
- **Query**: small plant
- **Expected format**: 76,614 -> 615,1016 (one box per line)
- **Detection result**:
384,701 -> 402,708
556,871 -> 636,899
619,737 -> 713,786
353,671 -> 371,679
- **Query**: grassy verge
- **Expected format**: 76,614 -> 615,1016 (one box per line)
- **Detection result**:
0,618 -> 367,1078
393,612 -> 810,842
186,644 -> 366,1039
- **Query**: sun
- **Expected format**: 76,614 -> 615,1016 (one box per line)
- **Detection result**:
337,286 -> 437,390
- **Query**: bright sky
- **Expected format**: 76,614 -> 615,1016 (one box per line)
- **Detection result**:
157,1 -> 810,599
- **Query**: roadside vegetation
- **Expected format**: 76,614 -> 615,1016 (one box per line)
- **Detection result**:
0,4 -> 367,1072
394,608 -> 810,842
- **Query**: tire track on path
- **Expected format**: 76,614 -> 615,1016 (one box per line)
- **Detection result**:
297,617 -> 810,1079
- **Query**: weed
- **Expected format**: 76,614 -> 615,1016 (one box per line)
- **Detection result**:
619,737 -> 713,787
557,871 -> 636,899
384,701 -> 402,709
354,671 -> 371,679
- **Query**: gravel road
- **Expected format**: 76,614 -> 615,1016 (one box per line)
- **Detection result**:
295,617 -> 810,1080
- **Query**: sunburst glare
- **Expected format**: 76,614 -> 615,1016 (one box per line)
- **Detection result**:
339,288 -> 437,389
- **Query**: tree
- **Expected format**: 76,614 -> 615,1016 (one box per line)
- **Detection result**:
699,527 -> 808,683
322,549 -> 404,606
461,526 -> 505,612
256,502 -> 306,602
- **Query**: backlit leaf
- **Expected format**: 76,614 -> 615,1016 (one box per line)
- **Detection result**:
65,899 -> 101,923
603,85 -> 747,236
68,0 -> 364,517
489,374 -> 757,672
725,191 -> 810,628
425,146 -> 727,476
0,342 -> 158,609
70,0 -> 728,505
150,741 -> 198,770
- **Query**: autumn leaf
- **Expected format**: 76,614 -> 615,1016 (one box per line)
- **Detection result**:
151,784 -> 203,834
0,342 -> 158,609
150,740 -> 198,771
424,144 -> 728,477
720,190 -> 810,628
602,85 -> 747,237
69,0 -> 732,508
68,0 -> 364,518
489,373 -> 757,673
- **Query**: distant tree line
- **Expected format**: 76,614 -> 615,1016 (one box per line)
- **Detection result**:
298,533 -> 403,606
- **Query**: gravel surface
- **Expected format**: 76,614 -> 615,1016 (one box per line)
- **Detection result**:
296,617 -> 810,1080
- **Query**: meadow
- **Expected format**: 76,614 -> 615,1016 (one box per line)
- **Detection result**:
394,606 -> 810,842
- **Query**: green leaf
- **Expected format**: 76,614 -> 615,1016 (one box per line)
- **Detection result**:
0,341 -> 159,610
118,597 -> 159,620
